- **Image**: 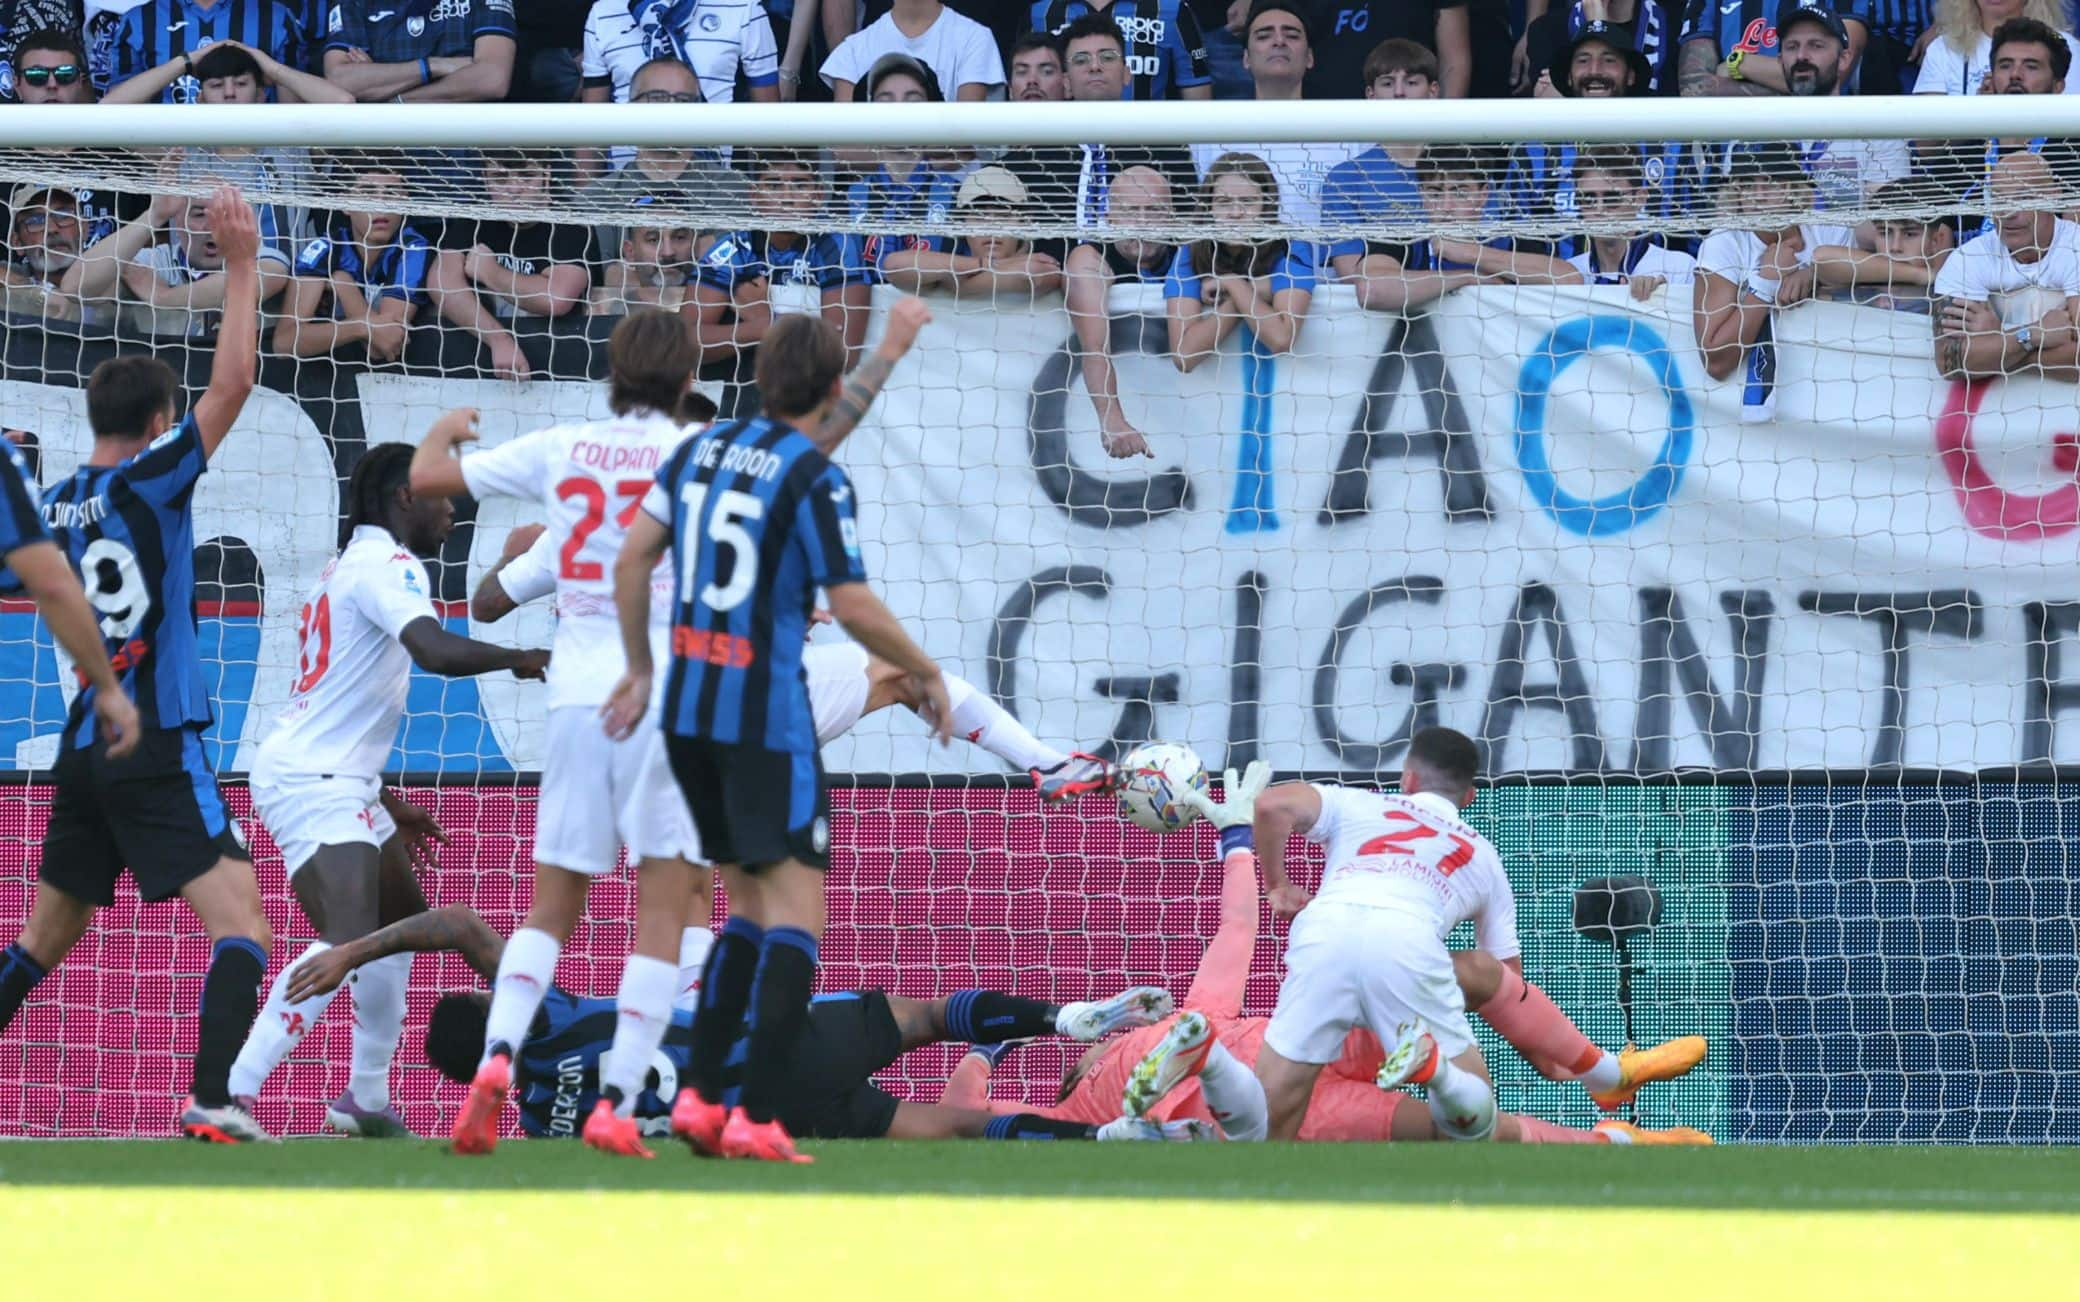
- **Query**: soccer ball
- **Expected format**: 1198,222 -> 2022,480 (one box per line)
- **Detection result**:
1116,742 -> 1211,833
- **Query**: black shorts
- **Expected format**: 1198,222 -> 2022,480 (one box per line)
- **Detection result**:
665,736 -> 829,870
773,990 -> 904,1140
40,726 -> 250,906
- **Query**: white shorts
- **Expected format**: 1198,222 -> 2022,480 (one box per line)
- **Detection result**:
806,641 -> 874,745
249,772 -> 395,877
535,706 -> 701,873
1263,901 -> 1476,1066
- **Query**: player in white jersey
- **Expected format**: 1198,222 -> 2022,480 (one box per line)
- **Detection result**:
406,310 -> 729,1157
1248,726 -> 1509,1142
475,520 -> 1119,787
228,443 -> 549,1136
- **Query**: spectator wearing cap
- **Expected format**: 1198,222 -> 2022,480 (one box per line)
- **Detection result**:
1916,0 -> 2079,94
107,0 -> 311,104
845,53 -> 965,278
6,22 -> 90,102
1677,0 -> 1866,96
1191,3 -> 1364,223
274,161 -> 434,365
1934,150 -> 2080,378
1809,178 -> 1956,310
1305,0 -> 1513,99
999,17 -> 1197,233
1007,28 -> 1065,99
1563,146 -> 1697,298
1514,22 -> 1691,233
1768,6 -> 1909,209
1692,142 -> 1855,425
1165,151 -> 1316,371
324,0 -> 517,102
429,150 -> 598,382
1520,0 -> 1676,96
879,166 -> 1065,299
822,0 -> 1002,100
575,58 -> 745,256
695,149 -> 874,360
592,220 -> 697,314
1,183 -> 100,322
1064,162 -> 1178,458
105,34 -> 351,103
1026,0 -> 1213,100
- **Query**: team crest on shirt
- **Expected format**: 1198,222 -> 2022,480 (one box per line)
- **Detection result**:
0,61 -> 14,99
812,816 -> 829,853
699,11 -> 721,31
408,17 -> 425,36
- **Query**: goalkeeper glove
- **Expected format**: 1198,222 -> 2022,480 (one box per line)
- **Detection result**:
1178,759 -> 1271,855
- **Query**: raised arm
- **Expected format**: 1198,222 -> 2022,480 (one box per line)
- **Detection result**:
408,407 -> 482,499
190,187 -> 260,458
1171,761 -> 1272,1018
809,295 -> 930,454
284,905 -> 508,1002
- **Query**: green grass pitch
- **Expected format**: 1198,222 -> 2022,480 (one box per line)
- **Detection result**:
5,1142 -> 2077,1299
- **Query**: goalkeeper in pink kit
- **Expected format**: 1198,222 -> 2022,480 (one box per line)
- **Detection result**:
950,749 -> 1710,1144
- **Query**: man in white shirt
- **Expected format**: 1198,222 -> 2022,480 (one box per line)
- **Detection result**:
226,443 -> 548,1138
1189,2 -> 1361,224
1934,150 -> 2080,380
579,0 -> 780,173
822,0 -> 1003,100
1246,726 -> 1510,1142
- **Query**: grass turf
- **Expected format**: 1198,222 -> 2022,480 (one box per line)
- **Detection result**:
6,1142 -> 2076,1298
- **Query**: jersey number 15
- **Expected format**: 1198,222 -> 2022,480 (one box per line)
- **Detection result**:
677,482 -> 764,614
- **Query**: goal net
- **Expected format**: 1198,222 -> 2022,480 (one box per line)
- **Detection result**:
0,98 -> 2076,1143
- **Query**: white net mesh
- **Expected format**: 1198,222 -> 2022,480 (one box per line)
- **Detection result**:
0,117 -> 2077,1142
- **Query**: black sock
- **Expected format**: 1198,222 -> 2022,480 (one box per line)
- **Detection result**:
689,917 -> 763,1104
190,937 -> 265,1105
944,989 -> 1060,1043
739,927 -> 817,1125
0,942 -> 50,1035
985,1113 -> 1097,1141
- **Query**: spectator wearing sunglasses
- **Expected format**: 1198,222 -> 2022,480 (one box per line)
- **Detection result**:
0,3 -> 78,101
9,24 -> 91,103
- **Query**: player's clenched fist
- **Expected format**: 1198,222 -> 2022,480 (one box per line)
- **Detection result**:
878,294 -> 932,359
204,184 -> 260,263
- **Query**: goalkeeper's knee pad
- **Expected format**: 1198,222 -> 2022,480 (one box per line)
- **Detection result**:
1428,1088 -> 1497,1142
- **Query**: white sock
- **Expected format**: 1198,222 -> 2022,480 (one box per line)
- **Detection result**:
1579,1050 -> 1624,1095
227,942 -> 336,1098
601,954 -> 678,1118
481,926 -> 560,1066
1196,1041 -> 1269,1142
675,926 -> 714,1013
942,672 -> 1068,773
346,951 -> 411,1109
1424,1056 -> 1497,1141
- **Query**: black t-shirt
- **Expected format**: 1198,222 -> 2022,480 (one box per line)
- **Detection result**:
1303,0 -> 1512,99
444,218 -> 599,317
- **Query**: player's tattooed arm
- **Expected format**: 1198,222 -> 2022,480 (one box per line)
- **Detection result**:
810,294 -> 933,454
284,906 -> 508,1002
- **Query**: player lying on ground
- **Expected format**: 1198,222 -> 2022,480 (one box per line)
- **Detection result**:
221,443 -> 549,1139
281,903 -> 1208,1144
0,187 -> 285,1142
411,310 -> 760,1159
948,759 -> 1708,1145
598,311 -> 968,1163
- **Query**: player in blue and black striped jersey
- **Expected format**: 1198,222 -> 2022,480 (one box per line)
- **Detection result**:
603,306 -> 952,1163
0,186 -> 277,1144
278,903 -> 1194,1143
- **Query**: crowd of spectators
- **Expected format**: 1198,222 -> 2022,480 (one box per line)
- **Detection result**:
1,0 -> 2078,466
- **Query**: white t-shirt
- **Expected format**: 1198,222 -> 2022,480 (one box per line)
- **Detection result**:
1803,138 -> 1911,211
1695,223 -> 1859,285
459,412 -> 691,710
258,525 -> 437,781
820,7 -> 1004,97
1190,140 -> 1367,226
1566,241 -> 1697,287
583,0 -> 778,104
1933,219 -> 2080,302
1914,30 -> 2080,95
1303,785 -> 1519,960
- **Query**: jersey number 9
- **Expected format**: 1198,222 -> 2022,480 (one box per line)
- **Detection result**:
80,537 -> 149,640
